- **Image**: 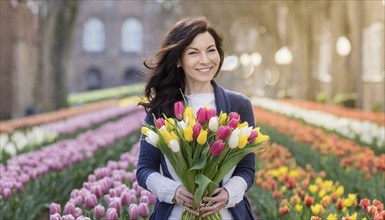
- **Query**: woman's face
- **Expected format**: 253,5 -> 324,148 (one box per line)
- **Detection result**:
179,32 -> 221,89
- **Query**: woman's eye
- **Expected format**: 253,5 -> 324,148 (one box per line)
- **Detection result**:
208,49 -> 217,52
188,51 -> 198,55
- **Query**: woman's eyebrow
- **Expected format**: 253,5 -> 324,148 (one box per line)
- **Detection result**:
186,45 -> 216,51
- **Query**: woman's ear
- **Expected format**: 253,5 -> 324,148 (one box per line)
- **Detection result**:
177,59 -> 181,68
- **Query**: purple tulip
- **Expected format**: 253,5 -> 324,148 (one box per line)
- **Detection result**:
247,131 -> 259,142
174,101 -> 184,120
210,140 -> 225,156
227,118 -> 238,129
128,204 -> 139,220
155,118 -> 165,129
88,175 -> 97,182
120,191 -> 135,205
50,203 -> 61,215
196,107 -> 207,124
192,123 -> 202,139
84,193 -> 97,210
94,205 -> 105,218
206,108 -> 216,122
138,203 -> 150,217
106,207 -> 117,220
63,202 -> 75,215
216,126 -> 231,140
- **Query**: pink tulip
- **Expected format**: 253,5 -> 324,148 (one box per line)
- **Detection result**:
138,203 -> 150,217
63,202 -> 75,215
155,118 -> 165,129
192,123 -> 202,139
174,101 -> 184,120
206,109 -> 216,122
248,131 -> 258,142
74,207 -> 82,217
109,198 -> 122,213
140,195 -> 150,204
129,204 -> 139,220
229,112 -> 240,121
106,207 -> 117,220
94,205 -> 105,218
210,140 -> 225,156
62,214 -> 75,220
84,193 -> 97,210
216,126 -> 231,140
196,107 -> 207,124
50,213 -> 61,220
91,185 -> 103,198
227,119 -> 238,129
50,203 -> 61,215
2,188 -> 11,200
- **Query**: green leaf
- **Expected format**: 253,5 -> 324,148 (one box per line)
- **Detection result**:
193,174 -> 212,209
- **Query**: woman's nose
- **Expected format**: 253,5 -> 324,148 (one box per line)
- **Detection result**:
199,52 -> 209,64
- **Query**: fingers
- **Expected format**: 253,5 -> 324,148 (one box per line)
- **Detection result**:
200,188 -> 229,217
174,186 -> 199,215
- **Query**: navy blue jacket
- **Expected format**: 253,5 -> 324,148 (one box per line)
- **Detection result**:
136,81 -> 256,220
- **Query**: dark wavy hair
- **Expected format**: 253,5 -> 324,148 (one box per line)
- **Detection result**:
138,17 -> 224,118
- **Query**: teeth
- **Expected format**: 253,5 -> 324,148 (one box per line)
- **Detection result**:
198,68 -> 211,73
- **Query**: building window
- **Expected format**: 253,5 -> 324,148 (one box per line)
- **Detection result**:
121,18 -> 143,53
85,68 -> 102,90
124,68 -> 142,84
83,18 -> 105,52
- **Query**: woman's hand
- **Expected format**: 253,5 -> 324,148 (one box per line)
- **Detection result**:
200,188 -> 229,217
173,185 -> 200,216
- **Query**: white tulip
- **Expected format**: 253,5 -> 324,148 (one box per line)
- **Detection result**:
228,129 -> 240,149
178,120 -> 187,130
208,117 -> 219,132
145,130 -> 159,146
169,139 -> 180,153
240,126 -> 252,136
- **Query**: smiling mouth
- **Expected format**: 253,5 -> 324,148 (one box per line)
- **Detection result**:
196,67 -> 213,73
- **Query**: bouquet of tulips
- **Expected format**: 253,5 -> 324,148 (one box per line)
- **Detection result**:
141,101 -> 269,220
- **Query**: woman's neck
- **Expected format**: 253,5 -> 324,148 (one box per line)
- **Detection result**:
184,82 -> 214,95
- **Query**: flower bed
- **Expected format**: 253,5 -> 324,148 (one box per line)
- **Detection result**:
249,142 -> 385,220
49,143 -> 156,220
253,107 -> 385,201
252,97 -> 385,151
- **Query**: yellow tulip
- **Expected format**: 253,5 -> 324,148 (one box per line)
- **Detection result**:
197,129 -> 207,145
289,170 -> 299,179
159,128 -> 172,144
238,135 -> 248,149
311,204 -> 323,216
170,131 -> 179,141
237,122 -> 249,129
183,126 -> 193,142
278,166 -> 288,176
326,213 -> 337,220
318,189 -> 326,198
256,133 -> 269,143
295,204 -> 303,212
165,118 -> 176,131
309,185 -> 318,194
141,127 -> 150,136
336,186 -> 344,197
219,112 -> 227,125
183,107 -> 196,127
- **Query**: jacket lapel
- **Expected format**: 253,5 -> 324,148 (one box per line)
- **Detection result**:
212,80 -> 231,114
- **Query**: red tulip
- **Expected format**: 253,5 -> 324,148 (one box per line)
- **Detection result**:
227,119 -> 238,129
174,101 -> 184,120
229,112 -> 240,121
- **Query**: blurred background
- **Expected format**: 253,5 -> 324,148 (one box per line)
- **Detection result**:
0,0 -> 384,119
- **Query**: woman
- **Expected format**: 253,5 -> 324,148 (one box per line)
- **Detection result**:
137,17 -> 256,220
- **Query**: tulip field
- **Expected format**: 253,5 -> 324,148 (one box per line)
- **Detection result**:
0,95 -> 384,220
